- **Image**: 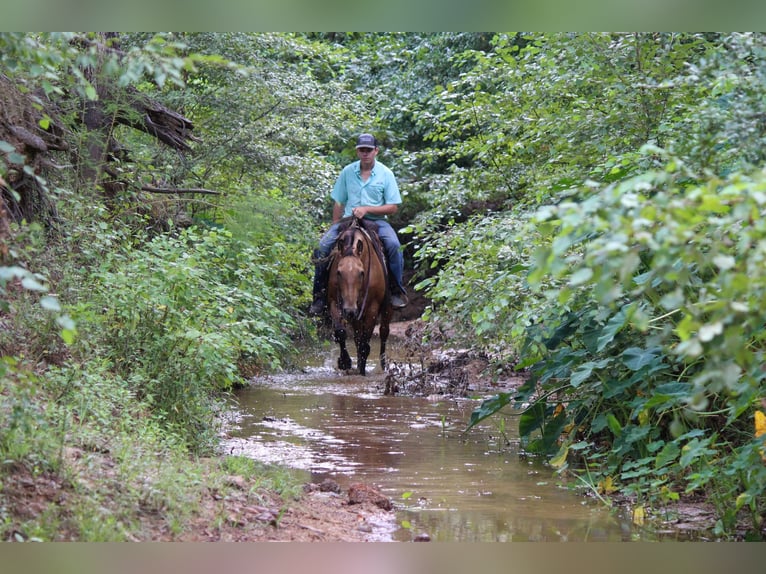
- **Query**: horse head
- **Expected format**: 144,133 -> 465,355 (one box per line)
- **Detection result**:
336,228 -> 366,320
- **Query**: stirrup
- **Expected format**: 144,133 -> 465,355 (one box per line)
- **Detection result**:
391,291 -> 408,309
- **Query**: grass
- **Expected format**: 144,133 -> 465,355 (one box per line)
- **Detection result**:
0,360 -> 307,541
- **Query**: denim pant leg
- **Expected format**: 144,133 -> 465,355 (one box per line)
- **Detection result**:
313,223 -> 342,298
376,220 -> 405,293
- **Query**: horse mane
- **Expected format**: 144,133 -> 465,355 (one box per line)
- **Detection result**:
338,226 -> 359,257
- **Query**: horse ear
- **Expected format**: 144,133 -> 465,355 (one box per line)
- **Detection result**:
355,238 -> 364,256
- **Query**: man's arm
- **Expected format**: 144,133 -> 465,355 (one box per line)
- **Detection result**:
332,202 -> 345,223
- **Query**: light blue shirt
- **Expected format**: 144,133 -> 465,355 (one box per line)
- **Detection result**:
331,160 -> 401,220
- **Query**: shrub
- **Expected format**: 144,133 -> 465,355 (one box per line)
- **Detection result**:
79,226 -> 298,452
468,151 -> 766,536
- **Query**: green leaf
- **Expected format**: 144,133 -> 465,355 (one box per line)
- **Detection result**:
519,400 -> 547,438
698,322 -> 723,342
0,266 -> 26,282
622,346 -> 663,372
541,410 -> 569,453
569,267 -> 593,286
654,441 -> 680,469
712,254 -> 735,270
570,363 -> 594,388
56,315 -> 76,331
39,295 -> 61,311
467,393 -> 512,430
8,152 -> 25,164
606,413 -> 622,437
735,492 -> 752,512
570,358 -> 609,387
620,424 -> 651,445
543,311 -> 582,350
21,275 -> 47,291
550,443 -> 569,468
659,382 -> 694,396
596,308 -> 628,352
679,437 -> 717,468
675,314 -> 697,341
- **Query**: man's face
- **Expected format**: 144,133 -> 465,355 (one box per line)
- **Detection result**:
356,146 -> 378,167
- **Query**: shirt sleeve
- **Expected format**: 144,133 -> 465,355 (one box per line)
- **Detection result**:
331,167 -> 348,205
383,167 -> 402,205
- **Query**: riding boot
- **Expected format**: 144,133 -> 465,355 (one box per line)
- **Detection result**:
309,292 -> 326,316
309,250 -> 329,316
381,233 -> 408,309
390,287 -> 409,309
387,264 -> 408,309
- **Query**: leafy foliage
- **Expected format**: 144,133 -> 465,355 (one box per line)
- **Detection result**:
5,31 -> 766,539
122,32 -> 371,220
415,33 -> 766,535
79,226 -> 298,450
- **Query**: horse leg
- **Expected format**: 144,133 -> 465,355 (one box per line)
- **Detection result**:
378,302 -> 393,372
334,327 -> 352,371
379,319 -> 390,373
358,310 -> 387,375
355,327 -> 371,376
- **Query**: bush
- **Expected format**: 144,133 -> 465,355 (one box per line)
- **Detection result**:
467,151 -> 766,536
78,226 -> 299,452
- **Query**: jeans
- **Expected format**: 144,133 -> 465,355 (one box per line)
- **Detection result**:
312,219 -> 405,298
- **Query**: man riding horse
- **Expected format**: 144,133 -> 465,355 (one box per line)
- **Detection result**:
309,133 -> 409,316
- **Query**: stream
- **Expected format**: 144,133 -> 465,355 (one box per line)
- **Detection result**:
222,334 -> 671,542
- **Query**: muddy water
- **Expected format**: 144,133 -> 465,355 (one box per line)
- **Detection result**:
223,337 -> 638,542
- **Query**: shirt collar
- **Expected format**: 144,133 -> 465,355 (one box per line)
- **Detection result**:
354,160 -> 376,176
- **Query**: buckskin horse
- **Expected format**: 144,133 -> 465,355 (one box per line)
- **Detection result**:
327,217 -> 392,376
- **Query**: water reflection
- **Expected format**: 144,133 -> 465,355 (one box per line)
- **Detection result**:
223,353 -> 644,542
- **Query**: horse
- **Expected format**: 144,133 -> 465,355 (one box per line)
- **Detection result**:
327,217 -> 392,376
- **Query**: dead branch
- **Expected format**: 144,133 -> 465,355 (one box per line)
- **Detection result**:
140,185 -> 221,196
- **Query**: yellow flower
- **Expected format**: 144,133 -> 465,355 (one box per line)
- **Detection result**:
597,475 -> 617,494
755,410 -> 766,462
632,505 -> 645,526
756,410 -> 766,438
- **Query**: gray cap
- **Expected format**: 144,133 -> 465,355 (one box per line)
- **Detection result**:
355,133 -> 378,148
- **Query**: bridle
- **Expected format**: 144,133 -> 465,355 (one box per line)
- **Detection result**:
336,219 -> 374,321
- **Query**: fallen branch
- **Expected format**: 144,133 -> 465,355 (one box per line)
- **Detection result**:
297,524 -> 326,535
140,185 -> 221,196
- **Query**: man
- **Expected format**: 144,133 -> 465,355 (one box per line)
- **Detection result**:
309,133 -> 409,316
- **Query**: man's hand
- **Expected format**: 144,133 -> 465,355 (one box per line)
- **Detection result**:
352,206 -> 369,219
352,204 -> 398,219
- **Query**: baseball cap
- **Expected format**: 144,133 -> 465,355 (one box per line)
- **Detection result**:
355,133 -> 378,148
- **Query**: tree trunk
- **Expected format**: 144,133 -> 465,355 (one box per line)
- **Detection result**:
2,34 -> 200,227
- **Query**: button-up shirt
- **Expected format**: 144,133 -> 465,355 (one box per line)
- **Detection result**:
331,160 -> 401,220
